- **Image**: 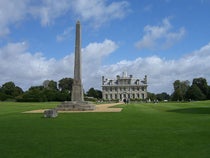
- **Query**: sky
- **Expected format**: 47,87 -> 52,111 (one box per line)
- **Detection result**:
0,0 -> 210,94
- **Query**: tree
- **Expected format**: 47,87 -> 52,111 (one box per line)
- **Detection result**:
43,80 -> 58,91
186,84 -> 206,100
192,77 -> 208,99
48,80 -> 58,90
171,80 -> 190,101
43,89 -> 57,101
95,89 -> 102,99
0,86 -> 11,101
147,92 -> 156,101
1,82 -> 16,96
20,86 -> 46,102
208,86 -> 210,99
58,78 -> 73,92
156,92 -> 170,101
1,81 -> 23,98
56,91 -> 71,101
29,86 -> 44,91
86,88 -> 102,99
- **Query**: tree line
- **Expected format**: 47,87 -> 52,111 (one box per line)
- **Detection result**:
0,78 -> 102,102
148,77 -> 210,101
0,77 -> 209,102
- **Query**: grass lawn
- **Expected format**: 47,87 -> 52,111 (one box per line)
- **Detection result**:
0,101 -> 210,158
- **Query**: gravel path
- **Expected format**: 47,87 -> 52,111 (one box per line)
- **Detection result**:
23,102 -> 123,113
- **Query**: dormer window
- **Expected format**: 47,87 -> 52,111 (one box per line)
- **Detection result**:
136,79 -> 140,85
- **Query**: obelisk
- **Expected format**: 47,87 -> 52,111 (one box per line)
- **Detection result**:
57,21 -> 95,111
71,21 -> 84,102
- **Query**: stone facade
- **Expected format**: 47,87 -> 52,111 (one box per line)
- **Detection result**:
102,72 -> 148,101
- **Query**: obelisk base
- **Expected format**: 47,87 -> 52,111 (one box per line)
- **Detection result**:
57,101 -> 95,111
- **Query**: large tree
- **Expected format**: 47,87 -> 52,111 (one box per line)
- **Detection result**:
147,92 -> 156,101
192,77 -> 208,99
208,86 -> 210,99
171,80 -> 190,101
58,78 -> 73,92
86,88 -> 102,99
1,81 -> 23,97
186,84 -> 206,100
156,92 -> 170,101
43,80 -> 58,91
21,86 -> 46,102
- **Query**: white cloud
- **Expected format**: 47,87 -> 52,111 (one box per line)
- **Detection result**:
0,0 -> 28,36
1,39 -> 210,94
0,39 -> 118,91
82,39 -> 118,89
98,42 -> 210,94
0,42 -> 58,88
0,0 -> 130,37
71,0 -> 130,27
135,18 -> 185,50
0,0 -> 71,37
0,0 -> 71,36
29,0 -> 71,26
56,26 -> 73,42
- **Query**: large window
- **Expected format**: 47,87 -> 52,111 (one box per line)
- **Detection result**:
105,94 -> 108,99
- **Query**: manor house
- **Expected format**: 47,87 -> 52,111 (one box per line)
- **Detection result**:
102,72 -> 148,101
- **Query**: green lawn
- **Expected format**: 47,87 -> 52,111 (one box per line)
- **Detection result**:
0,101 -> 210,158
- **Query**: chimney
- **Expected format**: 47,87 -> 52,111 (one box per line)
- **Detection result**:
102,76 -> 105,85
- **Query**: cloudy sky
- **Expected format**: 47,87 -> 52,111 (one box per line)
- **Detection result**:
0,0 -> 210,94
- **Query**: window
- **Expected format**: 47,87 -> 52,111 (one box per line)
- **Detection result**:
123,94 -> 126,98
142,93 -> 144,99
105,94 -> 108,99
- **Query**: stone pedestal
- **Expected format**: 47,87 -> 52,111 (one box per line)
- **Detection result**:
44,109 -> 58,118
57,101 -> 95,111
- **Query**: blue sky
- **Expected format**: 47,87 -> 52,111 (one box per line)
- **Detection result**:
0,0 -> 210,94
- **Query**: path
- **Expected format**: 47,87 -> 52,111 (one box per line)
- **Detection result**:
23,102 -> 123,113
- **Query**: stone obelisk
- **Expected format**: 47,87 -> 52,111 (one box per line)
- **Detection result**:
71,21 -> 84,102
57,21 -> 95,111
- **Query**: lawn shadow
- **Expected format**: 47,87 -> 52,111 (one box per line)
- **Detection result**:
167,107 -> 210,114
